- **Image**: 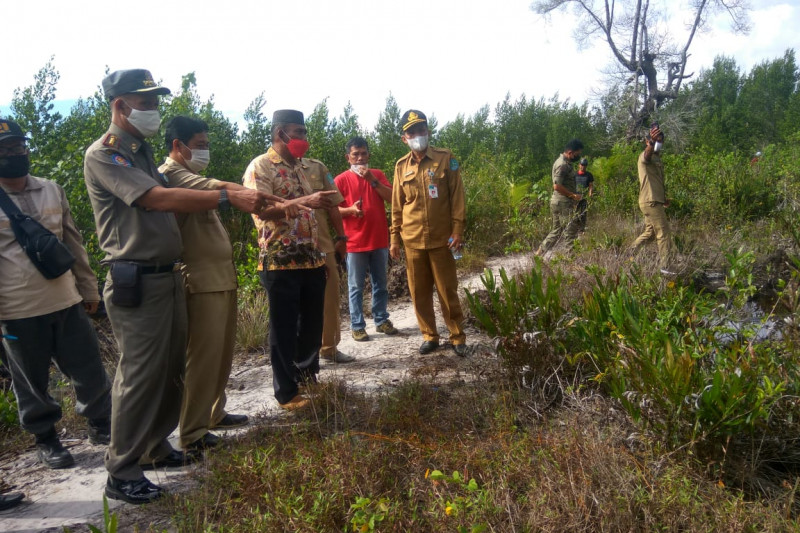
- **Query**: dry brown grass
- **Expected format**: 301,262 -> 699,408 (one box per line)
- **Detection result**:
159,372 -> 798,532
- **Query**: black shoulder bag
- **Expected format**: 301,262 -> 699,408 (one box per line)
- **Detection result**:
0,186 -> 76,279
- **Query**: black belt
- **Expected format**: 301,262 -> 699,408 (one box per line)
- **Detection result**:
140,263 -> 178,274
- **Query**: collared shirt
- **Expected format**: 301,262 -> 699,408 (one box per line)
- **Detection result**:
551,153 -> 577,205
391,146 -> 466,250
637,151 -> 666,206
158,158 -> 237,293
302,158 -> 344,254
0,176 -> 99,320
242,147 -> 325,271
335,168 -> 392,253
84,124 -> 182,265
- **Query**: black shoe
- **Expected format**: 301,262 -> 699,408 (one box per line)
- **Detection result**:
105,475 -> 162,505
452,343 -> 468,357
211,413 -> 249,429
186,432 -> 221,451
419,340 -> 440,355
88,419 -> 111,445
0,492 -> 24,511
140,449 -> 201,470
36,439 -> 75,469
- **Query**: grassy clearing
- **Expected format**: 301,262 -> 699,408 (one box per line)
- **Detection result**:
158,378 -> 796,532
145,214 -> 800,532
4,211 -> 799,532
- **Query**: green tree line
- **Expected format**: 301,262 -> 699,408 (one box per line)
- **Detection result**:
4,50 -> 798,287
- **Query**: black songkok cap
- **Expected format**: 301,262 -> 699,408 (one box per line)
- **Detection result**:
102,69 -> 170,101
272,109 -> 305,125
399,109 -> 427,133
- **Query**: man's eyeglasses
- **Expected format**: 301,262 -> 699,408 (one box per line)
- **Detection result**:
0,144 -> 29,157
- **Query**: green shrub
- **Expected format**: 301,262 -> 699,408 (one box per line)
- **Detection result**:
0,388 -> 19,428
570,264 -> 797,451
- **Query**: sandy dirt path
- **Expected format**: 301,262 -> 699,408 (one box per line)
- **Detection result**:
0,253 -> 532,532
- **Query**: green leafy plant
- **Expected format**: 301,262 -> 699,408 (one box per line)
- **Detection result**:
426,470 -> 488,533
571,267 -> 795,451
0,387 -> 19,428
349,496 -> 391,532
64,495 -> 117,533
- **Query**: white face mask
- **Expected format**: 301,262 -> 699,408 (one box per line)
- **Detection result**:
407,134 -> 429,152
653,141 -> 663,152
125,107 -> 161,138
185,149 -> 210,172
350,164 -> 368,176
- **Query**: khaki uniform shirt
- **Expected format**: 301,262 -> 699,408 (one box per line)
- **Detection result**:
637,151 -> 666,206
551,153 -> 577,206
84,124 -> 182,265
242,147 -> 333,271
391,146 -> 466,250
0,176 -> 99,320
303,158 -> 344,254
159,158 -> 237,293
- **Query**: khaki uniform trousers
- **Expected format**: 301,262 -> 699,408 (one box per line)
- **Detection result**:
104,271 -> 187,480
633,203 -> 673,269
179,289 -> 236,448
320,253 -> 341,357
539,200 -> 580,253
404,246 -> 466,345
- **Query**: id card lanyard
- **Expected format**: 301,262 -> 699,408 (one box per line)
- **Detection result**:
426,168 -> 438,199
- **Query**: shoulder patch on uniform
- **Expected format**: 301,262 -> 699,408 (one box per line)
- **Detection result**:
326,172 -> 334,185
450,158 -> 459,171
102,133 -> 119,149
110,154 -> 132,167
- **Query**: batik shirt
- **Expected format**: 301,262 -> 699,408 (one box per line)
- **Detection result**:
242,147 -> 325,271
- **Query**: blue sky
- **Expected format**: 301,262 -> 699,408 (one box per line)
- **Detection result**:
2,0 -> 797,131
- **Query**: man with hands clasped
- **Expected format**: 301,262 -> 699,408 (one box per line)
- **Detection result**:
390,110 -> 467,357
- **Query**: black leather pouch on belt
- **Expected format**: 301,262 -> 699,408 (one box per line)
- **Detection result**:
110,262 -> 142,307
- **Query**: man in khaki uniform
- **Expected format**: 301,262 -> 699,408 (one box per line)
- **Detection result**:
84,69 -> 272,505
303,157 -> 353,363
0,118 -> 111,470
632,124 -> 674,274
390,110 -> 467,357
243,109 -> 341,410
160,116 -> 254,452
536,139 -> 584,255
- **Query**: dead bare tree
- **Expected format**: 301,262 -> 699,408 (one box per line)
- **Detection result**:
531,0 -> 750,136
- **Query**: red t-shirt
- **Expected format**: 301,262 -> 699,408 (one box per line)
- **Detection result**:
334,169 -> 392,252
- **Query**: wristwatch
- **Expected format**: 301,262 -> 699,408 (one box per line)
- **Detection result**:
334,235 -> 348,242
218,189 -> 231,211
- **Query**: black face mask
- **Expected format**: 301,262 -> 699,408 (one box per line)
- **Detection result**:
0,154 -> 30,178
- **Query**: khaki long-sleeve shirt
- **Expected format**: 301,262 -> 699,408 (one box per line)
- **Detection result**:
158,158 -> 237,294
303,158 -> 344,254
0,176 -> 99,320
391,146 -> 465,250
637,151 -> 666,206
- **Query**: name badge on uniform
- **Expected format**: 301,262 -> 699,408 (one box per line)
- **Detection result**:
428,183 -> 439,198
